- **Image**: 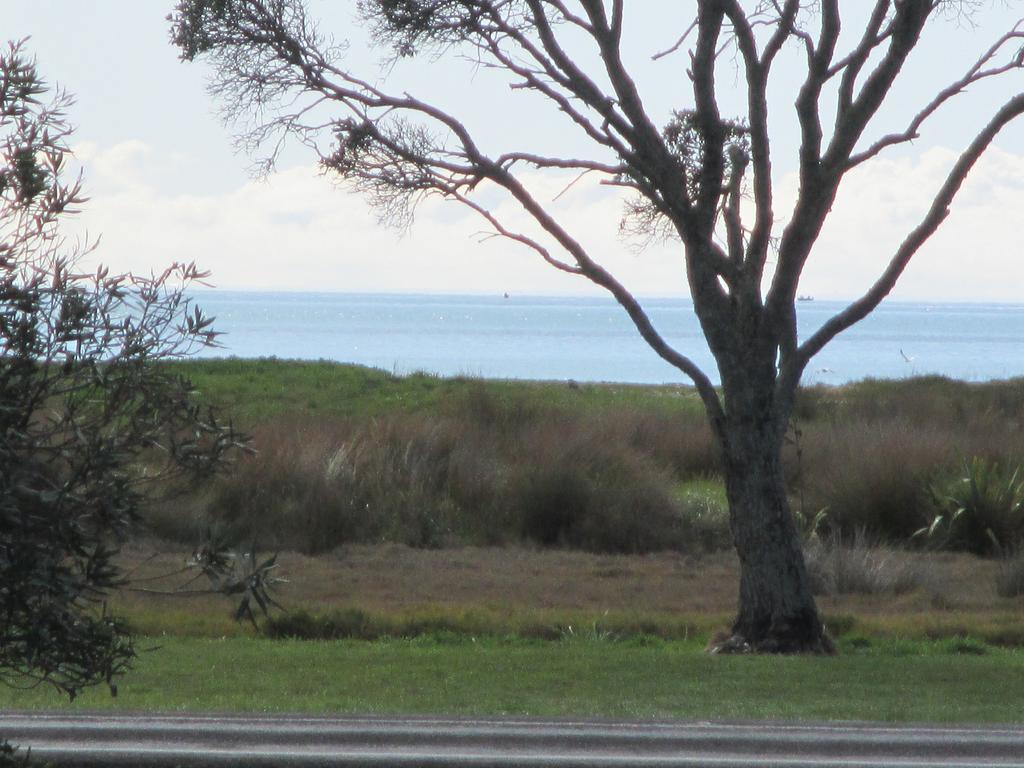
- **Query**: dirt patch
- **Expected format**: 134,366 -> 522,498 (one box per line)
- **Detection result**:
115,540 -> 1013,620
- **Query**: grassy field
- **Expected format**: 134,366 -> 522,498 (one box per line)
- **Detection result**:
3,636 -> 1023,723
176,357 -> 705,423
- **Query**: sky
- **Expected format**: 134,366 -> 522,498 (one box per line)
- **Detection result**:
3,2 -> 1024,301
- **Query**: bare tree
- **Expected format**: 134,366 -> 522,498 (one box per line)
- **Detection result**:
171,1 -> 1024,653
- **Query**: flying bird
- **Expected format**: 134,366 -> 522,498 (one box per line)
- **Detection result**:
899,348 -> 915,364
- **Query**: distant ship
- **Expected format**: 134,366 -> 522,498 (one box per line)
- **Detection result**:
797,295 -> 814,302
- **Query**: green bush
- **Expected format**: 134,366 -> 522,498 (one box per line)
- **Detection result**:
266,608 -> 377,640
920,458 -> 1024,555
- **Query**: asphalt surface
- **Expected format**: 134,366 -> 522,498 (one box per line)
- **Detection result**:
3,712 -> 1024,767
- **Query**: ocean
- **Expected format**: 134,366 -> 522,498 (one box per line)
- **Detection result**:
189,291 -> 1024,386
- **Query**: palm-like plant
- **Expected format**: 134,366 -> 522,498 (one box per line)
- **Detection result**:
917,458 -> 1024,554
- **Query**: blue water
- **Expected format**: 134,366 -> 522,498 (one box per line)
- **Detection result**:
190,291 -> 1024,385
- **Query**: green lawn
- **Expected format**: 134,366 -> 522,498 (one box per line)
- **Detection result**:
172,357 -> 705,425
4,636 -> 1023,723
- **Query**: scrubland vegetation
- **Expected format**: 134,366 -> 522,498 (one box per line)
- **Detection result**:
153,359 -> 1024,562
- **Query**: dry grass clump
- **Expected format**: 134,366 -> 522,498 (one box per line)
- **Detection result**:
794,422 -> 954,541
995,549 -> 1024,598
203,415 -> 487,551
182,386 -> 720,554
505,416 -> 694,552
803,532 -> 933,597
597,407 -> 720,479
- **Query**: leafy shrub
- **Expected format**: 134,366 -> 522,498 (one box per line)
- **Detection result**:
508,420 -> 693,553
0,41 -> 242,700
266,608 -> 376,640
919,458 -> 1024,555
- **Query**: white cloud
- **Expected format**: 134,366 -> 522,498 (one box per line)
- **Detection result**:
65,141 -> 683,296
792,145 -> 1024,302
64,140 -> 1024,302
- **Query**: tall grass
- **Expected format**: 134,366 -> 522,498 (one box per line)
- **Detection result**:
995,548 -> 1024,597
178,386 -> 719,554
803,531 -> 932,596
794,421 -> 952,540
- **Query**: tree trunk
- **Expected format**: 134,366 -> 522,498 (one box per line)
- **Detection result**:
709,385 -> 834,655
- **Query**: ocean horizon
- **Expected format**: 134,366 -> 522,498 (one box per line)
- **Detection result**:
188,290 -> 1024,386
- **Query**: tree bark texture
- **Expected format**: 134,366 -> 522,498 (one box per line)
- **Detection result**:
710,368 -> 833,655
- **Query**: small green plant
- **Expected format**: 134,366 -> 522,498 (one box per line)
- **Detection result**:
265,608 -> 376,640
941,637 -> 989,656
917,457 -> 1024,554
793,507 -> 830,541
841,634 -> 873,652
559,613 -> 619,643
674,478 -> 731,551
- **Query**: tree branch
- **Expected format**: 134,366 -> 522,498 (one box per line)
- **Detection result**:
490,163 -> 724,424
847,21 -> 1024,168
785,91 -> 1024,389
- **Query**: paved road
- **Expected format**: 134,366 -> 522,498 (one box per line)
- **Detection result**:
3,712 -> 1024,767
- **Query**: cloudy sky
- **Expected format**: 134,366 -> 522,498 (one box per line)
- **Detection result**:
3,2 -> 1024,301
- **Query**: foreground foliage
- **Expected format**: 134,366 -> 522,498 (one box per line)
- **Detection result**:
0,41 -> 244,701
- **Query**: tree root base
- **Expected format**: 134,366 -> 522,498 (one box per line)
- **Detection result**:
707,628 -> 836,655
